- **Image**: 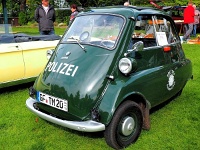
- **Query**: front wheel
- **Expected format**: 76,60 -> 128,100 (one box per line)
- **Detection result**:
104,101 -> 143,149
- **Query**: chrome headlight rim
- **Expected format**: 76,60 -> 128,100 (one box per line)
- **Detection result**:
118,57 -> 132,74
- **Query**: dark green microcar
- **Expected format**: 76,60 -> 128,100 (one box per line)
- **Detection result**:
26,6 -> 192,149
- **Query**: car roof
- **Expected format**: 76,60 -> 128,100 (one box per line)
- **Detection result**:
80,6 -> 169,18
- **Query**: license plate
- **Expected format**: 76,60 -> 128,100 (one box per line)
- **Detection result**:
37,92 -> 68,112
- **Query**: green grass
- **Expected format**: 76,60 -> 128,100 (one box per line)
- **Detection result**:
0,34 -> 200,149
12,26 -> 66,35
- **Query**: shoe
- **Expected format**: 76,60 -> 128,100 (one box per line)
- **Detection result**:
182,38 -> 187,43
182,38 -> 187,41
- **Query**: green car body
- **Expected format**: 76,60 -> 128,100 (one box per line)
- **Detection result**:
26,6 -> 192,149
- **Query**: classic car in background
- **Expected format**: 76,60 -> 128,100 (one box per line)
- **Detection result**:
162,5 -> 200,43
26,6 -> 192,149
0,24 -> 61,88
163,6 -> 187,34
149,0 -> 200,33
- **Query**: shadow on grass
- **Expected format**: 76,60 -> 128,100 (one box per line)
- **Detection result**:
43,93 -> 182,140
0,82 -> 34,94
35,90 -> 183,141
46,120 -> 105,139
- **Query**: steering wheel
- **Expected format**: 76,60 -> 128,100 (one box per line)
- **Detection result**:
100,40 -> 115,48
80,31 -> 90,42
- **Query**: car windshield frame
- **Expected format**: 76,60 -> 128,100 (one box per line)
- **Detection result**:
61,14 -> 126,50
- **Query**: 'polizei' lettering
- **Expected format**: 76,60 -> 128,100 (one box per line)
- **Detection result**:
45,61 -> 79,77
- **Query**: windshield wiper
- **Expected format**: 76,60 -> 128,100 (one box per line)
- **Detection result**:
68,37 -> 86,51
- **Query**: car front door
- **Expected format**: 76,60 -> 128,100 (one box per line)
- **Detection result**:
0,43 -> 24,83
129,14 -> 181,107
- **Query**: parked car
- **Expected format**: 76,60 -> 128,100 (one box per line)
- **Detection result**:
163,6 -> 200,34
26,6 -> 192,149
0,24 -> 61,88
149,0 -> 200,34
162,6 -> 186,33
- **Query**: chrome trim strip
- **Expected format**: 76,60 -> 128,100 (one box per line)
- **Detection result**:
26,97 -> 105,132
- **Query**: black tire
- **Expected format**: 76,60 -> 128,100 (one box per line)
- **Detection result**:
104,101 -> 143,149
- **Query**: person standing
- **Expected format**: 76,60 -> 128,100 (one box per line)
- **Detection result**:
183,1 -> 195,41
34,0 -> 56,35
69,4 -> 79,24
192,5 -> 200,37
124,1 -> 130,6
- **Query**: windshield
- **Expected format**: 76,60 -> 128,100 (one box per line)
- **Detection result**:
61,14 -> 124,49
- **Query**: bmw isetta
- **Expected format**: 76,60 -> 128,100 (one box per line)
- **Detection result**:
26,6 -> 192,149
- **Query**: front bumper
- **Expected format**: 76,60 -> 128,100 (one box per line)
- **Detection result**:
26,97 -> 105,132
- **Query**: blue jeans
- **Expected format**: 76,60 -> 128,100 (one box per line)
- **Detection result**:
192,24 -> 197,37
40,30 -> 55,35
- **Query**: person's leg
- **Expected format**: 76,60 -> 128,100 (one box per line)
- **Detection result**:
183,24 -> 188,35
40,31 -> 46,35
193,24 -> 197,37
191,25 -> 194,37
183,23 -> 193,40
48,30 -> 55,35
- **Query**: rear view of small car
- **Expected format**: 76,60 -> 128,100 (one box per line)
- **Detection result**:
26,6 -> 192,149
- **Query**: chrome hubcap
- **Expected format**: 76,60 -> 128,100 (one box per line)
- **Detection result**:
121,116 -> 135,136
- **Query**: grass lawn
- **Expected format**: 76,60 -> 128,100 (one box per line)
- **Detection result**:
0,27 -> 199,149
12,26 -> 67,35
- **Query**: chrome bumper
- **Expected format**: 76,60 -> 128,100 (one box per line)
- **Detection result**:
26,97 -> 105,132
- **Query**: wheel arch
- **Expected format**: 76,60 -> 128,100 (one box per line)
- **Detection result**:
99,92 -> 151,130
122,93 -> 151,130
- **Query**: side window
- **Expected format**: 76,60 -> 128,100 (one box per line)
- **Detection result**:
130,15 -> 178,49
151,16 -> 177,45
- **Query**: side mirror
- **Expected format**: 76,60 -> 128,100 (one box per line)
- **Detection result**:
124,41 -> 144,57
47,49 -> 54,60
133,41 -> 144,51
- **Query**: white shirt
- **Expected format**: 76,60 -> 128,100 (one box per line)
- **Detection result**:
42,5 -> 49,14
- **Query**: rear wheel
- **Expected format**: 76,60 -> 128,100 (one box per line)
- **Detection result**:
104,101 -> 143,149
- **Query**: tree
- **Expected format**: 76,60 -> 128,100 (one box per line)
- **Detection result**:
1,0 -> 200,25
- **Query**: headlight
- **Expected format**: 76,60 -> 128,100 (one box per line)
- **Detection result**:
119,58 -> 133,74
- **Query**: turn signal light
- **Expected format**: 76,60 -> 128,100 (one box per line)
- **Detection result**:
163,46 -> 171,52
